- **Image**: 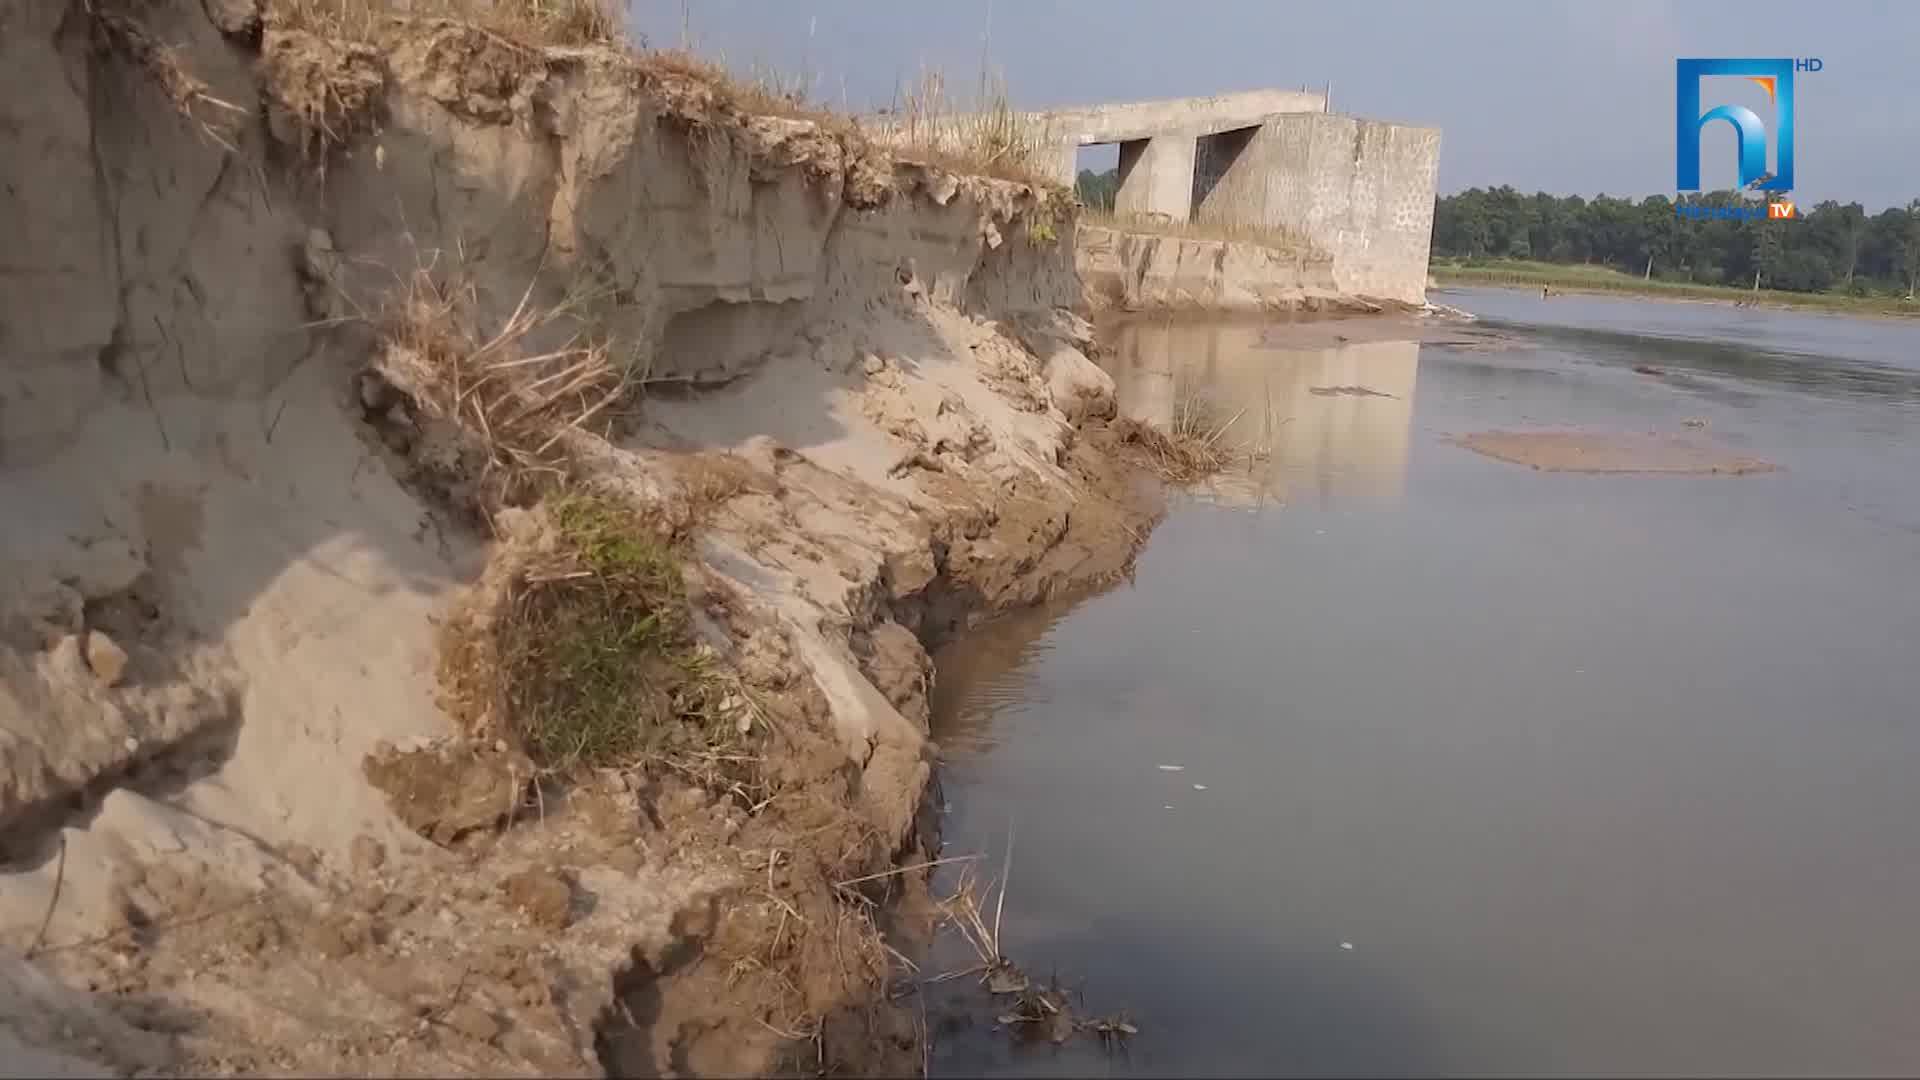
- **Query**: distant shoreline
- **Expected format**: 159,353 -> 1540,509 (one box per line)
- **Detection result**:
1432,261 -> 1920,319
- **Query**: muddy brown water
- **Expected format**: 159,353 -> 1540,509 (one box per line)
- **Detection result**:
925,288 -> 1920,1076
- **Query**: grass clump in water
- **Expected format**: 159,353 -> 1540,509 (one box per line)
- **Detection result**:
1112,386 -> 1250,483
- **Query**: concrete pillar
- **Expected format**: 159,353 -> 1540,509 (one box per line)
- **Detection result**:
1115,133 -> 1198,222
1047,137 -> 1080,188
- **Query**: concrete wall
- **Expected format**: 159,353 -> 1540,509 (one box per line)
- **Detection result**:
865,90 -> 1442,305
1076,225 -> 1340,312
868,89 -> 1329,187
1191,127 -> 1259,215
1114,135 -> 1199,221
1029,90 -> 1326,187
1198,114 -> 1440,304
1034,89 -> 1326,145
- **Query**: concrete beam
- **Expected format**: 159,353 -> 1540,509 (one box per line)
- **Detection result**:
1034,89 -> 1327,146
861,89 -> 1326,191
1115,134 -> 1198,223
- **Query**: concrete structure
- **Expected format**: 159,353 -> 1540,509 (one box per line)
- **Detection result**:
871,89 -> 1442,304
1196,114 -> 1443,303
1028,89 -> 1328,201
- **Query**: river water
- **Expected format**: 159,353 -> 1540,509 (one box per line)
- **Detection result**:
926,288 -> 1920,1076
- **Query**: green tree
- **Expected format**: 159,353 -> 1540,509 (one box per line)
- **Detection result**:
1430,187 -> 1918,295
1075,168 -> 1117,211
1903,199 -> 1920,297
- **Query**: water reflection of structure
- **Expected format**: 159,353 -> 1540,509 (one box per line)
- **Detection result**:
1105,321 -> 1421,508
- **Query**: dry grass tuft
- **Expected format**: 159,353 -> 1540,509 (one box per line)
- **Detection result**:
874,67 -> 1051,185
89,10 -> 250,150
1111,387 -> 1247,483
679,453 -> 768,521
376,268 -> 628,494
264,0 -> 624,47
635,48 -> 858,133
930,856 -> 1138,1049
934,862 -> 1012,983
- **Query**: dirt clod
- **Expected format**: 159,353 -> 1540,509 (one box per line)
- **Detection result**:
84,631 -> 129,687
501,869 -> 572,930
363,740 -> 533,846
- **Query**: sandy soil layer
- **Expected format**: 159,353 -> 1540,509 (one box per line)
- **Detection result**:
0,0 -> 1159,1074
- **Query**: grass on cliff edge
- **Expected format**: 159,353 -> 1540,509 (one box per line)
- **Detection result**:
269,0 -> 623,47
873,66 -> 1054,186
444,493 -> 758,781
1433,258 -> 1920,318
260,0 -> 1058,185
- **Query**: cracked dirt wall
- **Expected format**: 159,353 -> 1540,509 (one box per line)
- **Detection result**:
0,0 -> 1155,1074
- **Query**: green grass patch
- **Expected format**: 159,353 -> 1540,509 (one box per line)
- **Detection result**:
1433,258 -> 1920,318
449,492 -> 758,778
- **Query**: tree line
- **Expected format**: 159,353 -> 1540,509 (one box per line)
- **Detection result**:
1432,187 -> 1920,296
1076,169 -> 1118,211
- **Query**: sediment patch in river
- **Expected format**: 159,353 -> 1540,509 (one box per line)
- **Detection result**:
1453,430 -> 1778,475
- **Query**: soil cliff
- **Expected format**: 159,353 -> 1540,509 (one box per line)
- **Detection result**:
0,0 -> 1157,1073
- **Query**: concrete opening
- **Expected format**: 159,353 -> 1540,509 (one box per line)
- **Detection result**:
1193,125 -> 1259,218
1114,138 -> 1148,211
1073,144 -> 1120,210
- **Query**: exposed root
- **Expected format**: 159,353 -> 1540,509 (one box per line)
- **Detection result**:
930,857 -> 1141,1051
260,27 -> 385,163
89,8 -> 249,151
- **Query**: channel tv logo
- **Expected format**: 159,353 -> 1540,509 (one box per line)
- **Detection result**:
1676,58 -> 1821,193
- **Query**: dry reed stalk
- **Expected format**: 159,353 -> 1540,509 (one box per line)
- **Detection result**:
875,66 -> 1050,185
378,269 -> 627,485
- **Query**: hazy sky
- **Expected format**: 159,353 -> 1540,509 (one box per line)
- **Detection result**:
629,1 -> 1917,210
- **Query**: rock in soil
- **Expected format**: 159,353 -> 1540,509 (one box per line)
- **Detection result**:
501,869 -> 572,929
84,630 -> 129,687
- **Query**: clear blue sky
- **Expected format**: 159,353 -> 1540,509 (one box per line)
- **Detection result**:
628,1 -> 1916,211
